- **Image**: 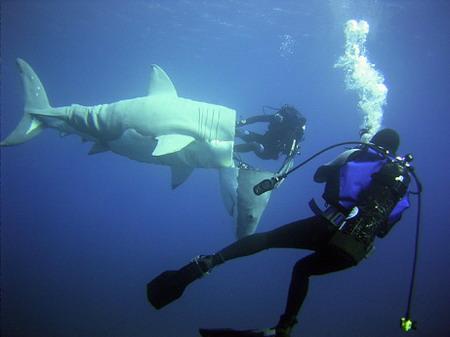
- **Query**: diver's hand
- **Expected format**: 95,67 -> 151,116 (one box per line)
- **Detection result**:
236,119 -> 247,127
273,113 -> 284,123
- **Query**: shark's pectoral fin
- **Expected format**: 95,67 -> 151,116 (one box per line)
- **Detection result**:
152,134 -> 195,156
88,142 -> 109,155
170,166 -> 194,189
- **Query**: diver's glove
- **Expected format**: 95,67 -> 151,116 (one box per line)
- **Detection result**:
273,113 -> 284,123
236,119 -> 247,127
235,129 -> 250,137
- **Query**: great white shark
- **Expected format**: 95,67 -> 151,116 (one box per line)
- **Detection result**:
1,58 -> 275,238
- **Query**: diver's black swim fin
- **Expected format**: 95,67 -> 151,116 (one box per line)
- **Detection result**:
199,328 -> 275,337
147,256 -> 211,309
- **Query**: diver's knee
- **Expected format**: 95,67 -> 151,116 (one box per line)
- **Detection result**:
292,259 -> 310,276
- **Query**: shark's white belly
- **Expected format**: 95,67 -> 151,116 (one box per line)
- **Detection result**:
107,128 -> 235,168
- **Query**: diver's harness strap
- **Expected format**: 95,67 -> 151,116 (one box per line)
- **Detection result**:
309,199 -> 348,228
309,199 -> 372,264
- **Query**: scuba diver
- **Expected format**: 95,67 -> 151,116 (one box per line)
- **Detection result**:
234,105 -> 306,160
147,129 -> 414,337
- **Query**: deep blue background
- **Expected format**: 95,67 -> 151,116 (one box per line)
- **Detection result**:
1,1 -> 449,336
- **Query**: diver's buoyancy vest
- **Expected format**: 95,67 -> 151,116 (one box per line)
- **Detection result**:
324,148 -> 411,225
325,148 -> 411,263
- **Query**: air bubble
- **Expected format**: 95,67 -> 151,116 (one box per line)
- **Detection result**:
335,20 -> 387,139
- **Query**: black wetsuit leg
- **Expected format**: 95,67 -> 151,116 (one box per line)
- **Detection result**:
235,129 -> 280,159
233,143 -> 259,153
215,215 -> 355,324
217,215 -> 333,260
282,250 -> 355,322
235,130 -> 265,144
234,130 -> 266,154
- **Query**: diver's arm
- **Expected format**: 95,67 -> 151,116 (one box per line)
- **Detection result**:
237,114 -> 276,126
314,165 -> 335,183
314,149 -> 360,182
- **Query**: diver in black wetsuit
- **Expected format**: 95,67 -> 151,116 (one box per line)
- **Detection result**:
234,105 -> 306,160
147,129 -> 412,337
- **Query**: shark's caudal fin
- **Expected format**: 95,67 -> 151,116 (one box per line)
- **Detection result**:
1,58 -> 49,146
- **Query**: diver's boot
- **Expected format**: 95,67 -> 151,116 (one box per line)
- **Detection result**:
147,254 -> 224,309
274,315 -> 298,337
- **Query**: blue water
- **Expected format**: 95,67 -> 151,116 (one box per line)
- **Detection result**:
1,1 -> 449,336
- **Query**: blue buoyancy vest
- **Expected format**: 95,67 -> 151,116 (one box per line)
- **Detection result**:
333,148 -> 410,225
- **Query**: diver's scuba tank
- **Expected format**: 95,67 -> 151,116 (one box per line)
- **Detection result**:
328,156 -> 412,264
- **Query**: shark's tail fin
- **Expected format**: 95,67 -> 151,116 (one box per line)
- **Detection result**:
1,58 -> 50,146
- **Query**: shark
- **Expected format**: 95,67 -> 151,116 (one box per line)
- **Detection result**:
2,58 -> 237,188
1,58 -> 276,238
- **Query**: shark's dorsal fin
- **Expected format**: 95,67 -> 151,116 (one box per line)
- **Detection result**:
170,166 -> 194,189
148,65 -> 178,97
88,142 -> 109,155
152,134 -> 195,156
